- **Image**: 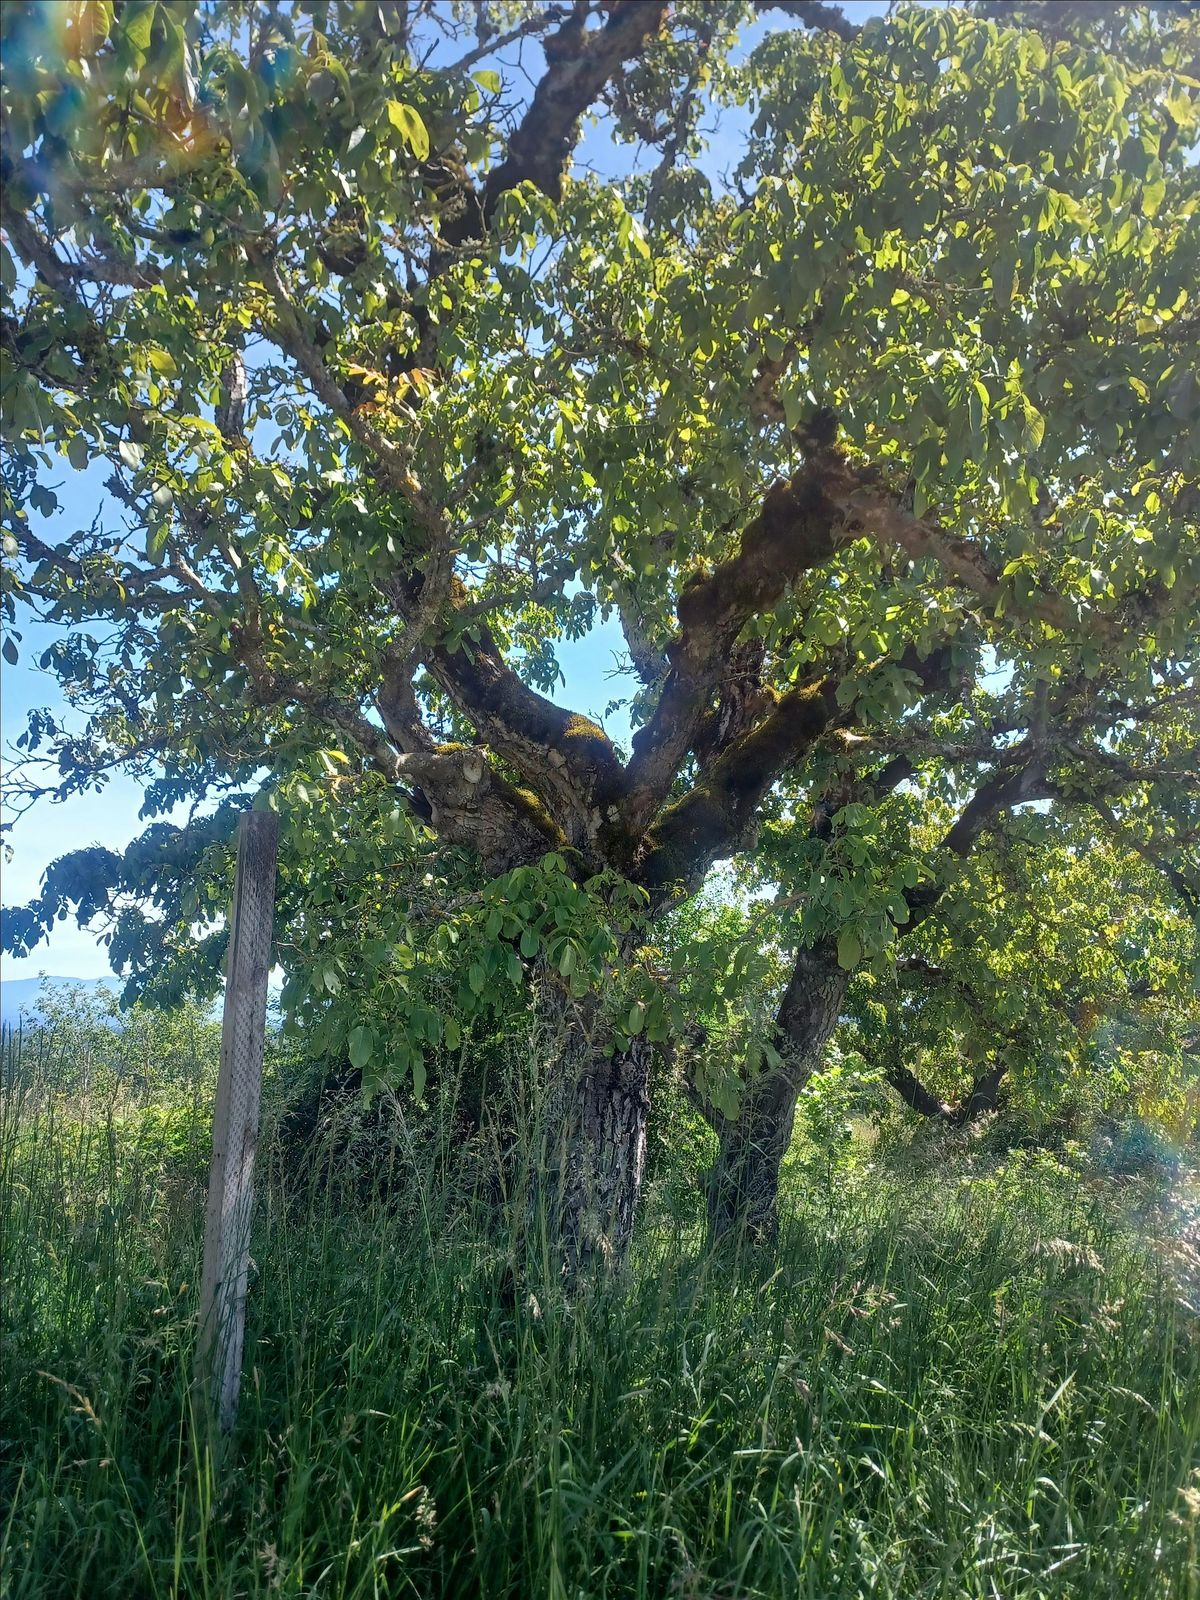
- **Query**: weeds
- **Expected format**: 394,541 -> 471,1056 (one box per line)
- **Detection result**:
1,1024 -> 1198,1598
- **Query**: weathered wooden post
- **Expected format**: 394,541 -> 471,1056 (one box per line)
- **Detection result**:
196,809 -> 279,1433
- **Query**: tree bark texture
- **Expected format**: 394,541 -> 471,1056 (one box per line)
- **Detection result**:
706,944 -> 848,1246
532,989 -> 653,1279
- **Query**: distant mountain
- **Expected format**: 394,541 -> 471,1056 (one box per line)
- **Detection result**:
1,972 -> 279,1030
0,975 -> 116,1030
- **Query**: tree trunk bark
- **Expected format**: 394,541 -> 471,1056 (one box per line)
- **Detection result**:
954,1062 -> 1006,1124
706,943 -> 848,1248
531,989 -> 653,1280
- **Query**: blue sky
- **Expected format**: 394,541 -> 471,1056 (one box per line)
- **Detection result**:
2,0 -> 888,978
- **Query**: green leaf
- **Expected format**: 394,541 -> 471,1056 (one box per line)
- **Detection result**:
123,0 -> 157,52
147,348 -> 178,378
348,1023 -> 374,1070
1022,403 -> 1045,451
472,69 -> 502,94
1166,370 -> 1199,423
468,962 -> 486,995
411,1056 -> 427,1099
387,101 -> 430,161
837,928 -> 862,971
443,1017 -> 461,1051
910,435 -> 941,518
66,433 -> 89,471
2,636 -> 18,666
968,379 -> 988,447
627,1001 -> 646,1036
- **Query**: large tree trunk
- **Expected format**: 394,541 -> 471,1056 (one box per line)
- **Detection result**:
531,988 -> 653,1280
954,1062 -> 1006,1123
706,944 -> 847,1247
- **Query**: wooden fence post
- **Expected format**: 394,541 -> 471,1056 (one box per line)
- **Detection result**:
196,809 -> 279,1433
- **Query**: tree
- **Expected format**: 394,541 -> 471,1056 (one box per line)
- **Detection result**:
838,822 -> 1199,1135
2,0 -> 1198,1265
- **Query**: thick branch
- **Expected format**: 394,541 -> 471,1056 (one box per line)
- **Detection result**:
938,756 -> 1054,859
886,1063 -> 954,1120
957,1063 -> 1006,1122
754,0 -> 860,41
443,1 -> 668,247
858,484 -> 1076,633
775,942 -> 849,1071
391,746 -> 564,872
638,678 -> 843,896
401,576 -> 629,849
903,750 -> 1055,933
376,661 -> 437,755
289,681 -> 562,872
625,455 -> 846,831
886,1060 -> 1006,1124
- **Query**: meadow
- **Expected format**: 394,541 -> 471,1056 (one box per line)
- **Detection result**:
2,1008 -> 1198,1600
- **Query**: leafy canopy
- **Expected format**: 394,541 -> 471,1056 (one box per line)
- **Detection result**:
2,0 -> 1197,1110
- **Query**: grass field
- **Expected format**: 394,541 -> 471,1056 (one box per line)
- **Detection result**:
2,1025 -> 1198,1599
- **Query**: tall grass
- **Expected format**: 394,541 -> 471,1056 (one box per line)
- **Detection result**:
2,1024 -> 1198,1599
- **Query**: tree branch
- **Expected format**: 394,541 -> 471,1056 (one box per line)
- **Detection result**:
247,247 -> 635,843
249,247 -> 442,526
638,677 -> 843,896
885,1059 -> 1006,1124
615,588 -> 670,691
754,0 -> 860,42
3,155 -> 162,288
624,453 -> 846,832
409,577 -> 629,847
886,1062 -> 955,1120
1074,792 -> 1199,917
442,0 -> 669,247
282,681 -> 563,873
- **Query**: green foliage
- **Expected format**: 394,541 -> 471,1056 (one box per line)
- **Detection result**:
4,978 -> 220,1099
1,0 -> 1197,1136
652,885 -> 790,1118
791,1049 -> 882,1190
844,818 -> 1200,1132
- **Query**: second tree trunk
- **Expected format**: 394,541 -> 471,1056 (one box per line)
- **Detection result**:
706,943 -> 848,1246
